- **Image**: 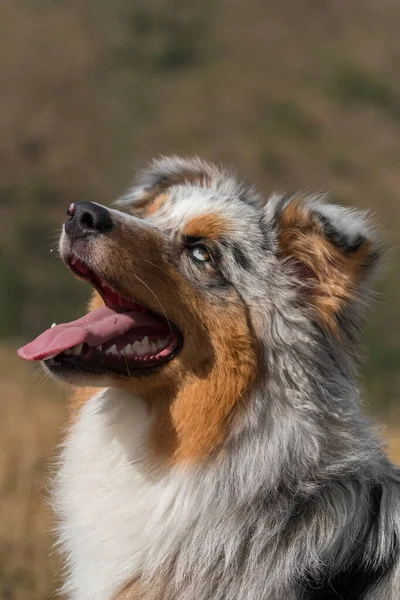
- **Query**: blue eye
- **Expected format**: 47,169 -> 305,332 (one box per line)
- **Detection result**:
190,245 -> 211,263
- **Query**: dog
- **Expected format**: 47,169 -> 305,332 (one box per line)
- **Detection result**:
19,156 -> 400,599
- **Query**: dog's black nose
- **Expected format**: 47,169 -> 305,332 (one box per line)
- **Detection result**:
64,202 -> 114,236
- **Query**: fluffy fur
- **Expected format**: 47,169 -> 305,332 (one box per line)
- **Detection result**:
52,156 -> 400,599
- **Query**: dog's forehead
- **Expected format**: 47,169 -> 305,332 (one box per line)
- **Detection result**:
150,184 -> 258,237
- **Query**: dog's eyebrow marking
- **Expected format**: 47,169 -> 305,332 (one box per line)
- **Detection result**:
183,213 -> 228,240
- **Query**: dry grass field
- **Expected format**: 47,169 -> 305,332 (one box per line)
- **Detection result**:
0,347 -> 66,600
0,345 -> 398,599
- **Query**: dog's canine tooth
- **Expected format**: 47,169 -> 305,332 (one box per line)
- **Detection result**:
150,342 -> 157,354
71,343 -> 83,356
51,322 -> 57,328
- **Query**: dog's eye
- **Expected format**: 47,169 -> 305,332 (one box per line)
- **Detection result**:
189,245 -> 211,263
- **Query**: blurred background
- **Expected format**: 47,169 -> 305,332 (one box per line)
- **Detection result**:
0,1 -> 399,598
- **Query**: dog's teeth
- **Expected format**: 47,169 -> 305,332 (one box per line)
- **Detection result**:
106,344 -> 118,356
51,323 -> 57,328
96,345 -> 102,351
156,337 -> 168,351
71,343 -> 83,356
124,343 -> 132,355
150,342 -> 157,354
132,340 -> 144,356
141,336 -> 151,354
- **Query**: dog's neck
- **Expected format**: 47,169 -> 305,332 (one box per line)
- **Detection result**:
56,316 -> 386,600
56,364 -> 391,600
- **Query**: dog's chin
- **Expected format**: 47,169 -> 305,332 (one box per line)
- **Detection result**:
42,340 -> 182,387
41,360 -> 112,387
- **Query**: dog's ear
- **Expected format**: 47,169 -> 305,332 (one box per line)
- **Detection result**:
115,156 -> 261,214
265,195 -> 382,333
115,156 -> 215,215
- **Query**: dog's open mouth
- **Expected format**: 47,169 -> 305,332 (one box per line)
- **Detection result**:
18,257 -> 182,377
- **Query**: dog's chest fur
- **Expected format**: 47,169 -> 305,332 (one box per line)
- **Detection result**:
55,389 -> 187,600
54,388 -> 398,600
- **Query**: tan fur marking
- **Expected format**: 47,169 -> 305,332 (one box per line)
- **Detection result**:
183,213 -> 228,240
113,580 -> 140,599
146,292 -> 257,464
144,193 -> 169,216
278,199 -> 374,332
170,302 -> 255,462
69,385 -> 102,421
113,578 -> 175,600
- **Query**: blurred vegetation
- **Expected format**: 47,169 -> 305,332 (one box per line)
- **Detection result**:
0,0 -> 399,415
0,346 -> 64,599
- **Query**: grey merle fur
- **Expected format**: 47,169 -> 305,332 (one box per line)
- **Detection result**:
108,157 -> 400,598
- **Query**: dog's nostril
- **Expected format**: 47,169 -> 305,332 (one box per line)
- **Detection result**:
64,201 -> 114,236
80,211 -> 95,230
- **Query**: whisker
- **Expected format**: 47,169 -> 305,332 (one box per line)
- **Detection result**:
123,351 -> 132,378
34,365 -> 51,391
130,272 -> 173,337
139,258 -> 171,279
47,228 -> 63,241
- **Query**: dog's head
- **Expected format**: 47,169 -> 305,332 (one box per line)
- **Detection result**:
18,156 -> 381,462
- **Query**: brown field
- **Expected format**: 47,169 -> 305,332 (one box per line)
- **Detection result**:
0,345 -> 398,600
385,429 -> 400,465
0,347 -> 66,600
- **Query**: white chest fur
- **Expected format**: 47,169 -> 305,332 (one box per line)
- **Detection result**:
54,389 -> 184,600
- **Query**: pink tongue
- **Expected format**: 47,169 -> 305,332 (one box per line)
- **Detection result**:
18,306 -> 168,361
